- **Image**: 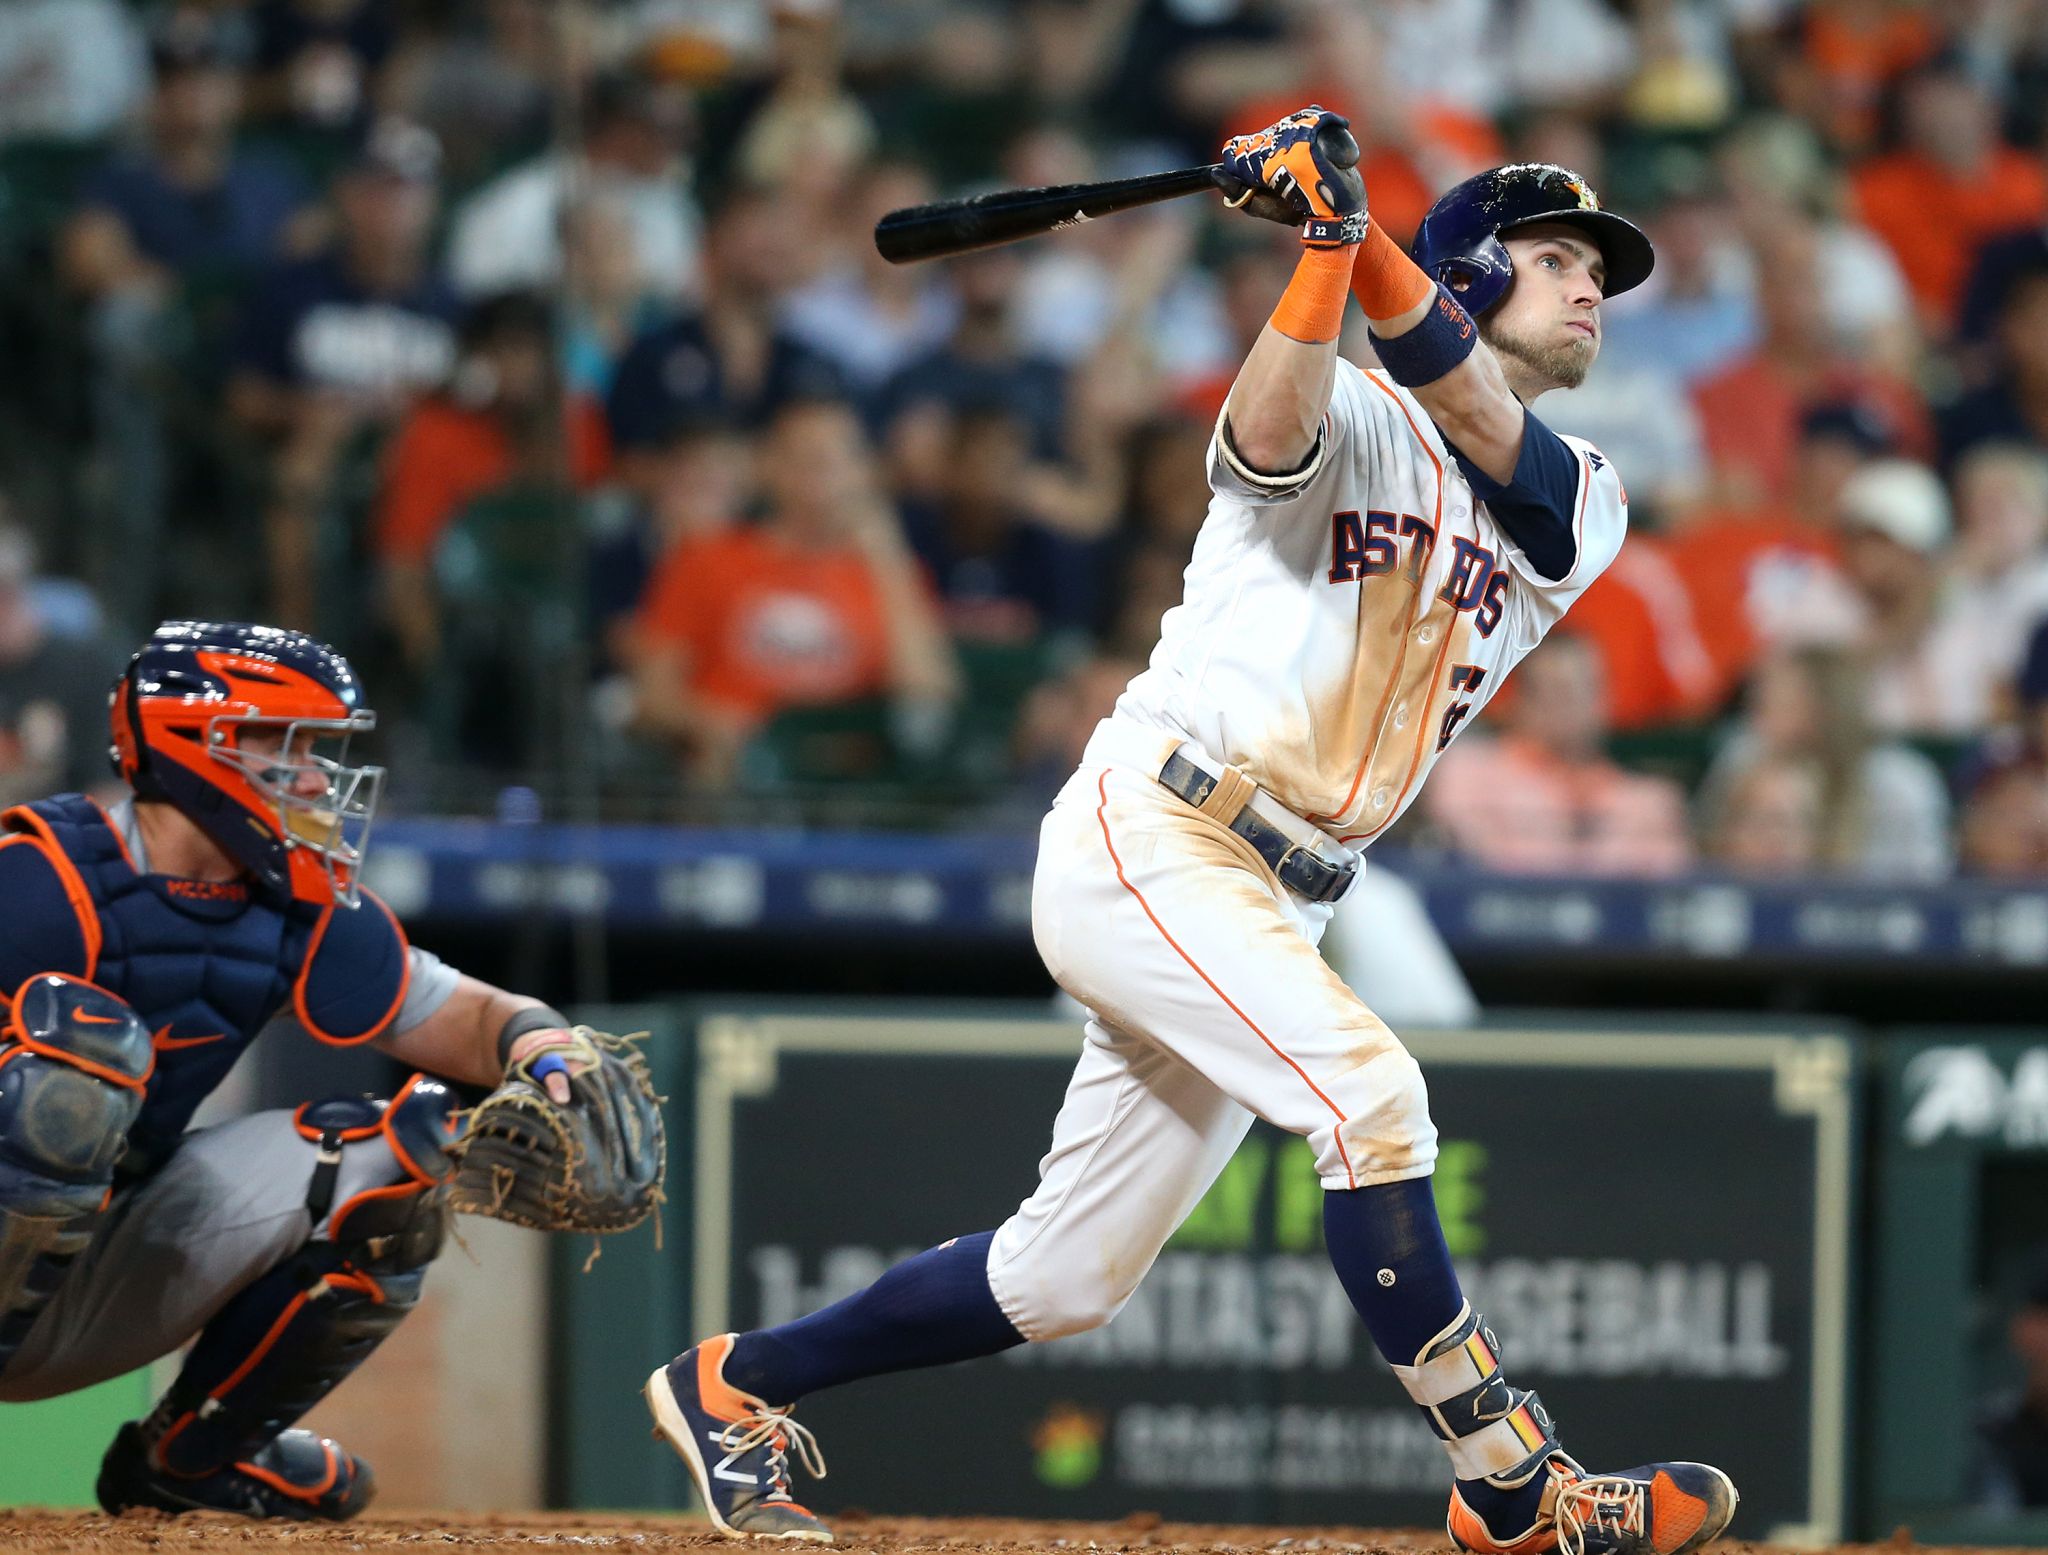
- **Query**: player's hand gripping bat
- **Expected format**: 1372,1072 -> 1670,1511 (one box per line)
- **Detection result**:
873,122 -> 1358,265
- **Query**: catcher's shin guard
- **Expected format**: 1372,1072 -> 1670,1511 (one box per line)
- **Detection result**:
137,1075 -> 458,1480
0,976 -> 152,1375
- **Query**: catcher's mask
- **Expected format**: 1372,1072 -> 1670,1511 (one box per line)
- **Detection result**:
109,621 -> 384,907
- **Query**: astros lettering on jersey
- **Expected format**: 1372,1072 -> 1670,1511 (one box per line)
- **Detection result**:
1117,354 -> 1626,844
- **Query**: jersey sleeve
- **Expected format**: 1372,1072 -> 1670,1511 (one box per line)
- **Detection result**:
1497,432 -> 1629,645
1204,357 -> 1370,508
292,888 -> 412,1045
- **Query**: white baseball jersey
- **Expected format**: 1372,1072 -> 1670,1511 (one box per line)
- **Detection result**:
1113,355 -> 1629,843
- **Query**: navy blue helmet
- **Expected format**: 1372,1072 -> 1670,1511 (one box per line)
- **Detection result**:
110,622 -> 383,906
1411,163 -> 1655,317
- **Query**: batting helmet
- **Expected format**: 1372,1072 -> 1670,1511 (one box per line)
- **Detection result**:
1411,163 -> 1654,317
109,622 -> 384,907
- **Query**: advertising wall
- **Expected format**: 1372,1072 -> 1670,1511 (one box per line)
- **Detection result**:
690,1012 -> 1855,1540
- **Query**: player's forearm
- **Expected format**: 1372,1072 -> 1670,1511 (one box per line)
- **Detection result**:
1401,338 -> 1526,485
373,975 -> 542,1087
1222,323 -> 1339,474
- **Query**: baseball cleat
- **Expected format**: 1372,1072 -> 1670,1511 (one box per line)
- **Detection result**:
645,1333 -> 832,1542
1449,1454 -> 1738,1555
96,1421 -> 374,1521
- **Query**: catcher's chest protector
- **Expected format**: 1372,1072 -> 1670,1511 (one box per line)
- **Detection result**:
1,797 -> 406,1170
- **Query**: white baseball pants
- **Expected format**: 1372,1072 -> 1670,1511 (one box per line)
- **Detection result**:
987,732 -> 1439,1343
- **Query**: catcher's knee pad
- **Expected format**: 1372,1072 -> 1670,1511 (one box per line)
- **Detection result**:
145,1075 -> 459,1476
0,975 -> 152,1373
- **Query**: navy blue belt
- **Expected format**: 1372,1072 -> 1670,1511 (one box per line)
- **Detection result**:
1156,752 -> 1356,904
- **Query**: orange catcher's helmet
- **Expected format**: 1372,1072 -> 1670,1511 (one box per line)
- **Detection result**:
109,621 -> 384,907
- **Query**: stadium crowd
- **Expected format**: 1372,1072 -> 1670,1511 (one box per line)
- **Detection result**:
3,0 -> 2048,878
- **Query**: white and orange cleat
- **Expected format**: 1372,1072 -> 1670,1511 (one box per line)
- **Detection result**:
1449,1453 -> 1738,1555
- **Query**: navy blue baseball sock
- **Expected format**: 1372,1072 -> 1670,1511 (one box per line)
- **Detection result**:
1325,1179 -> 1556,1539
720,1231 -> 1022,1403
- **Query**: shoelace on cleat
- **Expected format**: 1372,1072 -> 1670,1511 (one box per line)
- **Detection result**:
1553,1477 -> 1649,1555
719,1408 -> 827,1503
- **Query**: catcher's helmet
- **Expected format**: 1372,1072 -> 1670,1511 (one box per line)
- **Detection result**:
109,622 -> 384,907
1412,162 -> 1654,316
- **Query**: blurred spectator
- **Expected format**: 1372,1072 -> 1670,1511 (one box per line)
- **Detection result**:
385,0 -> 554,188
865,5 -> 1034,190
1775,0 -> 1943,155
1423,634 -> 1695,876
1701,645 -> 1952,879
1173,237 -> 1297,422
1700,751 -> 1828,875
605,185 -> 843,454
1715,113 -> 1918,366
1009,649 -> 1146,803
1553,533 -> 1721,731
1978,1264 -> 2048,1508
1960,757 -> 2048,876
1851,62 -> 2048,334
59,14 -> 316,630
62,17 -> 311,299
1598,167 -> 1759,389
447,70 -> 701,307
1941,258 -> 2048,467
779,159 -> 961,400
900,406 -> 1105,645
0,521 -> 124,805
1104,413 -> 1212,656
1831,457 -> 1989,736
1691,211 -> 1928,504
1913,444 -> 2048,728
559,187 -> 678,398
1665,400 -> 1883,704
880,241 -> 1068,489
248,0 -> 399,144
727,1 -> 877,224
586,408 -> 751,673
374,291 -> 612,670
0,0 -> 148,142
628,396 -> 957,786
227,118 -> 456,629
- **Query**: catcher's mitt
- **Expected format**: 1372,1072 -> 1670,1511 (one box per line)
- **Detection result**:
449,1026 -> 666,1235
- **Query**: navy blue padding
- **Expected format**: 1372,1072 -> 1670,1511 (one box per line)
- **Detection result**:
297,892 -> 408,1045
0,838 -> 90,989
1448,408 -> 1583,581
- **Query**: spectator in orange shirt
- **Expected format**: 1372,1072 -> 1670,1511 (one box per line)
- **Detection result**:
629,395 -> 958,787
1555,534 -> 1719,731
1784,0 -> 1942,154
1692,213 -> 1929,504
1667,399 -> 1889,702
1423,633 -> 1695,876
1852,62 -> 2048,333
374,290 -> 611,669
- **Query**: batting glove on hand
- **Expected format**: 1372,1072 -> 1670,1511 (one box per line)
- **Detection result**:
1217,107 -> 1365,247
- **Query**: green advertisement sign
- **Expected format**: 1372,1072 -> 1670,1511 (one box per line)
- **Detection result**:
692,1013 -> 1854,1541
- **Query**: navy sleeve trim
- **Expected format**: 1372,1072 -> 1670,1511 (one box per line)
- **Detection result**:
1446,408 -> 1582,581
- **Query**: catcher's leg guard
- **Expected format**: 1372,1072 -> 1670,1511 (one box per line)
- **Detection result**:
106,1075 -> 458,1519
0,976 -> 152,1376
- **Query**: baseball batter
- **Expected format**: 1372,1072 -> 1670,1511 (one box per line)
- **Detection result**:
646,110 -> 1739,1555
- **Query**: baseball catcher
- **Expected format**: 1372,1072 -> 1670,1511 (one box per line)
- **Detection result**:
0,621 -> 662,1521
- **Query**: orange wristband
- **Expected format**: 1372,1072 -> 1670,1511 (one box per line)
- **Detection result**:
1349,221 -> 1436,326
1269,245 -> 1357,344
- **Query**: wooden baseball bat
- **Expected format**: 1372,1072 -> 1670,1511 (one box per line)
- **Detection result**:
872,123 -> 1359,265
873,164 -> 1223,265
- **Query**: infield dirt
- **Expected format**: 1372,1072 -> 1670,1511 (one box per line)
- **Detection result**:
0,1511 -> 1957,1555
